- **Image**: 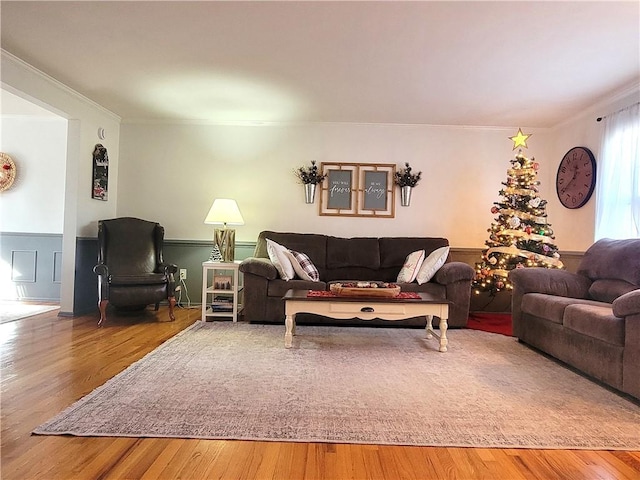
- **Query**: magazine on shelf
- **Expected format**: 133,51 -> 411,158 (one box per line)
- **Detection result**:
212,305 -> 233,312
211,295 -> 233,312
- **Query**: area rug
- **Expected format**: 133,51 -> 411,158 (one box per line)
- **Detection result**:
467,312 -> 512,336
33,323 -> 640,449
0,302 -> 59,324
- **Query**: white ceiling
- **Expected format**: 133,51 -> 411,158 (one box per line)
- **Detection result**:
1,1 -> 638,127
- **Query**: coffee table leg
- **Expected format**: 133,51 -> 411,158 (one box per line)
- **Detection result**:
438,317 -> 448,352
285,314 -> 294,348
425,315 -> 433,339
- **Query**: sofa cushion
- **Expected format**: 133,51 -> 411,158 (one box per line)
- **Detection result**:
326,237 -> 380,269
521,293 -> 610,325
588,279 -> 638,303
416,246 -> 450,285
563,304 -> 625,346
267,279 -> 326,297
397,250 -> 425,283
398,281 -> 447,298
324,267 -> 390,283
266,239 -> 295,280
379,237 -> 449,268
578,238 -> 640,285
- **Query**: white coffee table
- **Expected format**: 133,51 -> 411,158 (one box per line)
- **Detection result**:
282,289 -> 450,352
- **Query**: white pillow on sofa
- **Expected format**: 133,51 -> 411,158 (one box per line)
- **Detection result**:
266,239 -> 295,280
285,250 -> 320,282
415,246 -> 450,285
396,250 -> 425,283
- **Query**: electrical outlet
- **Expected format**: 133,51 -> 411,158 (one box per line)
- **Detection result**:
179,268 -> 187,280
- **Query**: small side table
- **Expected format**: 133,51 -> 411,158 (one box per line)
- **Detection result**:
201,261 -> 243,322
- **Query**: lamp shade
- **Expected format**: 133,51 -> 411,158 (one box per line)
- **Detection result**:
204,199 -> 245,226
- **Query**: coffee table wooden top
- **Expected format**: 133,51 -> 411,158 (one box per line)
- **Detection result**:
283,289 -> 451,305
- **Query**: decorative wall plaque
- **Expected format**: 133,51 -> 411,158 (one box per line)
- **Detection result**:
319,163 -> 395,218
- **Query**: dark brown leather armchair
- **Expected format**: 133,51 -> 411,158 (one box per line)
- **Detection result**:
93,217 -> 177,326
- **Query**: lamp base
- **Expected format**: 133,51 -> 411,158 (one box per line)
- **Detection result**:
214,228 -> 236,262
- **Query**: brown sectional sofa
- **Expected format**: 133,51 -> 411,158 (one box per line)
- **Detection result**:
239,231 -> 475,327
510,238 -> 640,400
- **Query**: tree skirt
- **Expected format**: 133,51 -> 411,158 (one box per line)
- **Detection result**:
467,312 -> 512,336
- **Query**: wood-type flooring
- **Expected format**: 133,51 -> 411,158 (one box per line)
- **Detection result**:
2,305 -> 639,479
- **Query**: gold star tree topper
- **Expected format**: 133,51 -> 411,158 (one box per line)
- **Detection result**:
509,128 -> 531,150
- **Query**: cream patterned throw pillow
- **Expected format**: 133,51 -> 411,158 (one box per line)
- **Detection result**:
266,239 -> 295,280
396,250 -> 425,283
415,246 -> 450,284
285,250 -> 320,282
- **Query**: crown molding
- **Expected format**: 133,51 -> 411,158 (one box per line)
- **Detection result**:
121,116 -> 547,132
1,49 -> 121,123
552,80 -> 640,130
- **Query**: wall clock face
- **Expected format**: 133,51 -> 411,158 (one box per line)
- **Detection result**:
556,146 -> 596,209
0,153 -> 17,192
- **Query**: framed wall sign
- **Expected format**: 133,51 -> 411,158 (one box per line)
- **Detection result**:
359,165 -> 394,216
326,169 -> 354,210
320,163 -> 358,215
320,162 -> 395,217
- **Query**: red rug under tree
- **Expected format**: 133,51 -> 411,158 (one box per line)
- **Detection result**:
466,312 -> 512,336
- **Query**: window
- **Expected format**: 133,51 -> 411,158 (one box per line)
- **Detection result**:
595,102 -> 640,240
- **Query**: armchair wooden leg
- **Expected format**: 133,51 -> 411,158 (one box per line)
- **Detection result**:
97,300 -> 108,327
168,296 -> 176,321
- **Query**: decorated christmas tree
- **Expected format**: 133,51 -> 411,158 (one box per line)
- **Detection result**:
473,129 -> 564,295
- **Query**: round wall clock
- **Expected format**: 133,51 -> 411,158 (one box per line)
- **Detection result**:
556,146 -> 596,209
0,152 -> 17,192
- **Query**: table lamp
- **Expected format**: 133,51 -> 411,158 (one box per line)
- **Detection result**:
204,198 -> 245,262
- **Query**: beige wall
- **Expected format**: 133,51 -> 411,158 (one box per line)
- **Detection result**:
0,115 -> 67,233
119,122 -> 557,248
119,78 -> 637,253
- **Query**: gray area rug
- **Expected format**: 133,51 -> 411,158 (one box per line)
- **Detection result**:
0,302 -> 59,324
33,322 -> 640,449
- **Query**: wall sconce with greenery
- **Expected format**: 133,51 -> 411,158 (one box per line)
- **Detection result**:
394,163 -> 421,206
294,160 -> 327,204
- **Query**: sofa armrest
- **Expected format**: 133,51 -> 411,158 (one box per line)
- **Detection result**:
613,289 -> 640,318
432,262 -> 474,328
509,268 -> 591,298
239,257 -> 278,280
434,262 -> 475,285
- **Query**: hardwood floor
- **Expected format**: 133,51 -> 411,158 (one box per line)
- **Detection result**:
1,306 -> 639,480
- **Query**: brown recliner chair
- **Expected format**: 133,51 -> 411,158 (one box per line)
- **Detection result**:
93,217 -> 177,326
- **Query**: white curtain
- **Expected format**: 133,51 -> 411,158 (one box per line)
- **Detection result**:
595,102 -> 640,240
